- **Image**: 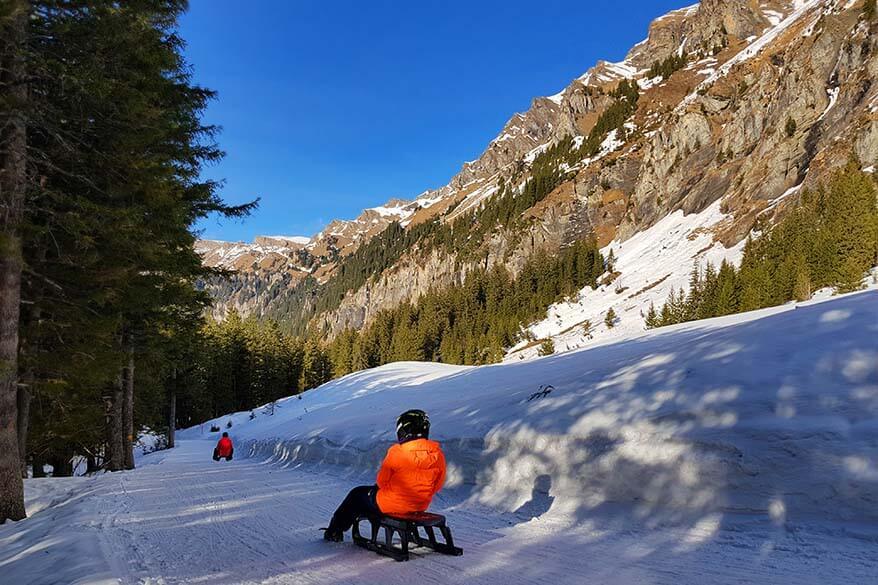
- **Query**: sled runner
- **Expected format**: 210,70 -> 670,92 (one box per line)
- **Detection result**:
352,511 -> 463,562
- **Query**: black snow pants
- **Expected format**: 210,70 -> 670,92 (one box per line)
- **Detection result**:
327,485 -> 380,533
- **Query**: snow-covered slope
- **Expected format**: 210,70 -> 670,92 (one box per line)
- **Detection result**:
509,199 -> 746,360
4,291 -> 877,584
184,290 -> 878,523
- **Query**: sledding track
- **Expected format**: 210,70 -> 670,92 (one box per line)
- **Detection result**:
81,440 -> 875,585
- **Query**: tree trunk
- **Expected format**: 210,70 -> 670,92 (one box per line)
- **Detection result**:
167,367 -> 176,449
49,450 -> 73,477
86,455 -> 99,475
0,0 -> 28,523
122,347 -> 135,470
19,245 -> 45,480
107,375 -> 124,472
31,455 -> 45,478
16,384 -> 29,479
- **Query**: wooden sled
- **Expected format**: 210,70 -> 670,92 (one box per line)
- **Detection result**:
352,511 -> 463,562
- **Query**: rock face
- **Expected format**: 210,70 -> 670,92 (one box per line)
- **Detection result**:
201,0 -> 878,339
196,237 -> 308,273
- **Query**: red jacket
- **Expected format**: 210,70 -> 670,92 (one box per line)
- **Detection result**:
216,436 -> 233,458
375,438 -> 446,515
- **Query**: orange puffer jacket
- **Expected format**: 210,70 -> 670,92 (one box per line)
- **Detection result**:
375,438 -> 446,515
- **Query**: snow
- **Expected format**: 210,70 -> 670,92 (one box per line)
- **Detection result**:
135,428 -> 167,458
546,89 -> 565,105
591,129 -> 624,159
818,86 -> 840,121
691,56 -> 719,77
762,9 -> 784,26
522,143 -> 550,164
4,290 -> 877,584
368,202 -> 413,219
567,129 -> 625,173
685,56 -> 719,79
654,3 -> 700,22
599,61 -> 639,81
638,75 -> 662,90
512,199 -> 745,359
263,235 -> 311,245
447,181 -> 500,220
414,191 -> 446,209
0,476 -> 116,585
579,59 -> 641,86
493,131 -> 517,143
759,183 -> 803,215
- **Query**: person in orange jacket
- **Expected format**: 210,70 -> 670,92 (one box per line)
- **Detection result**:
213,432 -> 234,461
323,409 -> 446,542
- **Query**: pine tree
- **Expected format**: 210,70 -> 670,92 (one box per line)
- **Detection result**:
714,261 -> 739,316
836,256 -> 865,293
351,334 -> 375,372
792,266 -> 812,301
538,339 -> 555,356
0,0 -> 28,522
16,0 -> 254,479
302,339 -> 332,390
648,53 -> 688,80
659,302 -> 673,327
582,320 -> 594,338
685,266 -> 703,321
605,307 -> 618,328
644,303 -> 658,329
738,260 -> 771,312
606,249 -> 617,273
823,162 -> 878,287
679,288 -> 690,321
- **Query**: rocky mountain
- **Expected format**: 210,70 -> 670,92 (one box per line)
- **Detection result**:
199,0 -> 878,348
197,199 -> 418,277
196,199 -> 423,316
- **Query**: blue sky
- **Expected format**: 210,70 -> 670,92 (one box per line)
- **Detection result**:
182,0 -> 686,242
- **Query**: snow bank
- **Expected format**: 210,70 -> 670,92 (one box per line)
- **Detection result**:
183,290 -> 878,525
0,477 -> 116,585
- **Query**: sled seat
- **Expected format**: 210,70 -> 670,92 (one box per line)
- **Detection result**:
352,511 -> 463,562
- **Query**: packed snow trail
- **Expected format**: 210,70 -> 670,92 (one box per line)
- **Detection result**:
4,438 -> 876,585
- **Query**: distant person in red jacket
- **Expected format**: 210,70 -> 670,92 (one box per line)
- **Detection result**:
322,409 -> 446,542
213,432 -> 234,461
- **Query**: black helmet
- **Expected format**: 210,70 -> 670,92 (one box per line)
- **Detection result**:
396,409 -> 430,443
